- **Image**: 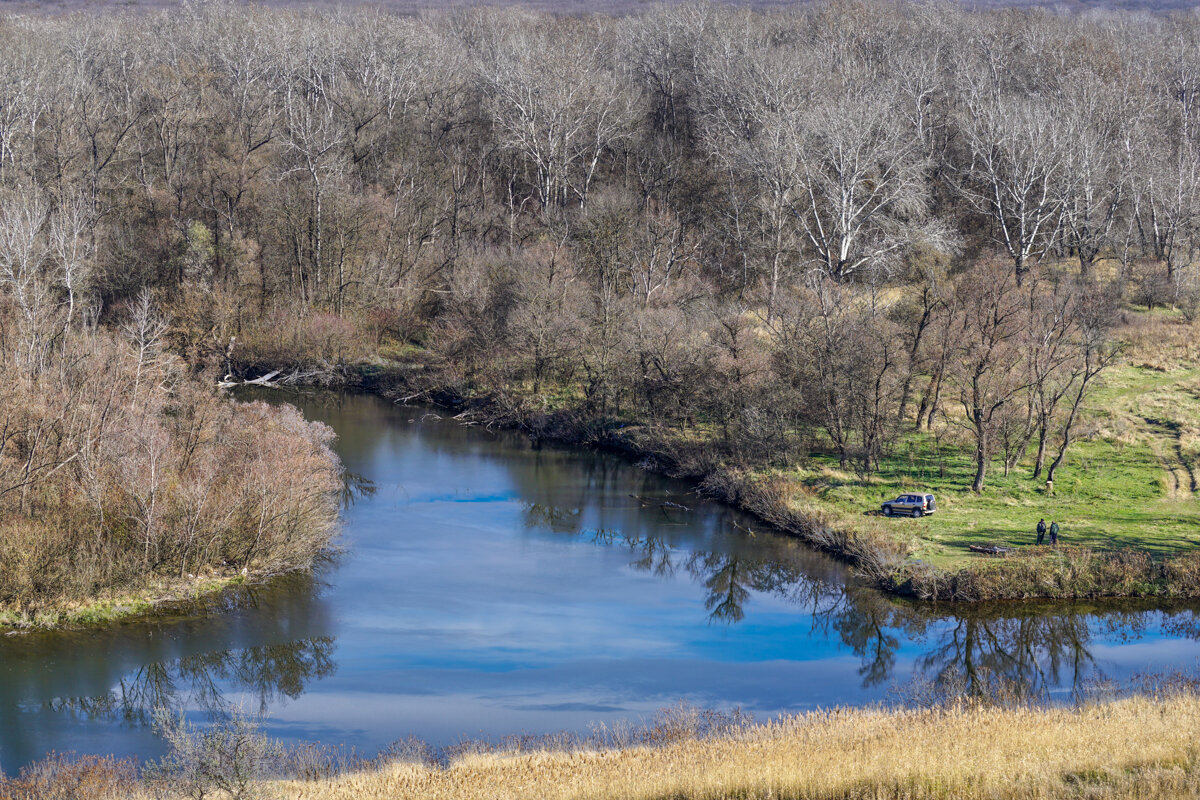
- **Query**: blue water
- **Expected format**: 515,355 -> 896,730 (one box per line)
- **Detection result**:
2,391 -> 1198,773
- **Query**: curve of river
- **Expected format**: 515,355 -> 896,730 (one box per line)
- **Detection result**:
2,391 -> 1200,773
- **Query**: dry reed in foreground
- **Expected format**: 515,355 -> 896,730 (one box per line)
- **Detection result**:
176,695 -> 1200,800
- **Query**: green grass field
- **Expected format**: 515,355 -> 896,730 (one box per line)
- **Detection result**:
777,311 -> 1200,569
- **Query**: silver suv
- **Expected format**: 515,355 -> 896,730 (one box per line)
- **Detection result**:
882,493 -> 937,518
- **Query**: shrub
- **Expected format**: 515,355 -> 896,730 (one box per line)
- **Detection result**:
0,753 -> 137,800
1132,264 -> 1176,310
0,324 -> 342,624
144,710 -> 281,800
233,309 -> 375,378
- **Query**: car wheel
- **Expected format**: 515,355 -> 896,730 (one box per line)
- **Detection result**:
914,508 -> 923,518
883,507 -> 892,516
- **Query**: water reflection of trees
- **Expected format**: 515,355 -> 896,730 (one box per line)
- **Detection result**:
7,573 -> 339,736
523,499 -> 1200,701
45,637 -> 336,723
915,614 -> 1093,699
340,469 -> 377,509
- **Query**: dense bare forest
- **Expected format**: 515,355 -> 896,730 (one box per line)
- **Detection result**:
5,0 -> 1200,610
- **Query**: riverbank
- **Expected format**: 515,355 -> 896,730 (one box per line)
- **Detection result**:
62,693 -> 1194,800
273,698 -> 1200,800
312,350 -> 1200,603
0,570 -> 285,633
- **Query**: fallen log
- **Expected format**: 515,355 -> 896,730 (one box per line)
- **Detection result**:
969,544 -> 1015,556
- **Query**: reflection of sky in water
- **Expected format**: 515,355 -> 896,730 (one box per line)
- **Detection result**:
2,391 -> 1200,772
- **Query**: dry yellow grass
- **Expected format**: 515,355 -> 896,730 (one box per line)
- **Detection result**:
137,696 -> 1200,800
1116,312 -> 1200,372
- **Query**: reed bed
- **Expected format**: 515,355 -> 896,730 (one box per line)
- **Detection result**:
247,696 -> 1200,800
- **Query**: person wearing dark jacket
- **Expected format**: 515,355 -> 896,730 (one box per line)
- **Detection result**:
1049,521 -> 1060,546
1036,519 -> 1047,545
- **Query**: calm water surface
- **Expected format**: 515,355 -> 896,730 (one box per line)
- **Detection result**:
2,391 -> 1200,772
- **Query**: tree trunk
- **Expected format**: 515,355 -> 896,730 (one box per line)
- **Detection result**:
1047,394 -> 1084,484
972,427 -> 988,493
925,369 -> 944,430
1046,433 -> 1069,485
1032,419 -> 1049,479
897,301 -> 932,425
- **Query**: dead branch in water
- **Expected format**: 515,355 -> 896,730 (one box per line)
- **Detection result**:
630,494 -> 692,512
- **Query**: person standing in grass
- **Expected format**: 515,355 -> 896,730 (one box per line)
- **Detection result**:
1036,519 -> 1047,545
1049,521 -> 1060,546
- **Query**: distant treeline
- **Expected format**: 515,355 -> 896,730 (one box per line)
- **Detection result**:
0,0 -> 1194,508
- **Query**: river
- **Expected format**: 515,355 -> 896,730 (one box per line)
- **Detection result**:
1,390 -> 1199,773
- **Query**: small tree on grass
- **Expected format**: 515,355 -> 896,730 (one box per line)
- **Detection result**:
946,261 -> 1030,493
1044,293 -> 1122,486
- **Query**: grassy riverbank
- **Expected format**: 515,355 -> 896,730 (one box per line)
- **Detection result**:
325,303 -> 1200,602
72,694 -> 1197,800
0,568 -> 320,632
0,574 -> 248,631
784,352 -> 1200,569
675,308 -> 1200,570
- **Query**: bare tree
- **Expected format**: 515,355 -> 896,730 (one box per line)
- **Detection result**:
1145,28 -> 1200,285
0,38 -> 44,181
946,262 -> 1031,492
0,190 -> 52,372
57,19 -> 150,219
956,79 -> 1066,285
123,288 -> 170,405
620,204 -> 698,307
893,252 -> 949,426
791,74 -> 940,282
476,17 -> 638,212
1044,289 -> 1121,486
697,39 -> 810,319
1023,274 -> 1084,479
48,192 -> 94,331
1055,69 -> 1125,278
278,30 -> 349,310
618,3 -> 708,140
1128,50 -> 1200,286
